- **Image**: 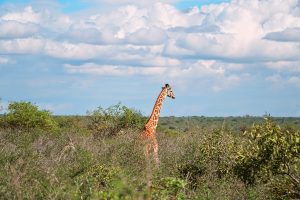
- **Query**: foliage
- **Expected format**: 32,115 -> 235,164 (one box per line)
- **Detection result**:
152,177 -> 187,200
74,164 -> 131,199
2,101 -> 57,131
87,103 -> 144,138
178,160 -> 206,190
234,117 -> 300,198
0,109 -> 300,199
177,127 -> 237,192
200,128 -> 237,178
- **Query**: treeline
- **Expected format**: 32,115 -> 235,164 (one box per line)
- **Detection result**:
0,101 -> 299,199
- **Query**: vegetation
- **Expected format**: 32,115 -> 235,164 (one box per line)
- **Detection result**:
235,117 -> 300,198
1,101 -> 57,132
0,101 -> 300,199
87,103 -> 144,138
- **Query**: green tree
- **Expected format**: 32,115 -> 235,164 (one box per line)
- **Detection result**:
4,101 -> 57,131
87,103 -> 144,138
152,177 -> 187,200
234,117 -> 300,198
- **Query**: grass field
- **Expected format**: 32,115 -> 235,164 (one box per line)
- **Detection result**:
0,102 -> 299,199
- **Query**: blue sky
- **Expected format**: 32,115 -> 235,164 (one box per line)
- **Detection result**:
1,0 -> 300,116
0,0 -> 229,12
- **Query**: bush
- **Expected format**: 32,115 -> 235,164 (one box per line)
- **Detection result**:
152,177 -> 187,200
74,164 -> 134,200
87,103 -> 144,138
234,117 -> 300,199
175,128 -> 239,195
2,101 -> 57,132
74,164 -> 117,199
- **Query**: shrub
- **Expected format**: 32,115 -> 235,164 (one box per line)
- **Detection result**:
87,103 -> 144,138
3,101 -> 57,132
178,160 -> 206,189
74,164 -> 134,200
234,117 -> 300,199
176,128 -> 238,192
152,177 -> 187,200
74,164 -> 116,199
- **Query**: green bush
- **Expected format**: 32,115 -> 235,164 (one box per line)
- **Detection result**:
87,103 -> 144,138
152,177 -> 187,200
74,164 -> 134,200
3,101 -> 57,132
234,117 -> 300,199
74,164 -> 117,199
180,128 -> 237,187
178,160 -> 206,189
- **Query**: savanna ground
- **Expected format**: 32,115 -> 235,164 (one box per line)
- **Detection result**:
0,101 -> 299,199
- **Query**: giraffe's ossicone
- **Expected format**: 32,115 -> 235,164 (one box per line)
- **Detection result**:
140,83 -> 175,166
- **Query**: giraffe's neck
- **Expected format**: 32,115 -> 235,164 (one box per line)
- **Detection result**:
145,88 -> 167,130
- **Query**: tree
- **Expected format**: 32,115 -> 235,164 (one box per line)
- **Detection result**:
87,103 -> 144,138
234,117 -> 300,198
4,101 -> 57,131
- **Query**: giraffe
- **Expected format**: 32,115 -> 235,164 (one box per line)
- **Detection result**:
140,83 -> 175,165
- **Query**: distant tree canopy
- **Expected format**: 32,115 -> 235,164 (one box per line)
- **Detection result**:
2,101 -> 57,131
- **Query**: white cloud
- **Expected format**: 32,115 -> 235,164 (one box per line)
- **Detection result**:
44,41 -> 115,60
89,0 -> 179,8
0,5 -> 72,33
65,60 -> 226,78
65,60 -> 242,92
165,60 -> 241,91
112,54 -> 181,67
0,56 -> 13,65
265,28 -> 300,42
266,61 -> 300,72
169,0 -> 300,62
127,27 -> 167,45
288,76 -> 300,87
64,63 -> 167,76
0,20 -> 39,39
1,0 -> 300,92
0,38 -> 45,54
90,5 -> 148,34
266,74 -> 300,89
1,6 -> 41,23
2,1 -> 300,62
266,74 -> 284,84
148,3 -> 192,28
62,27 -> 104,44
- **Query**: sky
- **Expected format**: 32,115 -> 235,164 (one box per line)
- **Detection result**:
0,0 -> 300,117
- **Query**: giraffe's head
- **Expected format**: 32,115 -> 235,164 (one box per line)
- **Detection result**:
164,83 -> 175,99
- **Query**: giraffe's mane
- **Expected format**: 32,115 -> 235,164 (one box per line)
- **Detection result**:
145,87 -> 167,125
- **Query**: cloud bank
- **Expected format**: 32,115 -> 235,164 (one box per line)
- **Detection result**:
1,0 -> 300,116
1,1 -> 299,72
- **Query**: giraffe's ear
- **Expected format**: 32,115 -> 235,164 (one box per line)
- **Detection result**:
165,83 -> 170,88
